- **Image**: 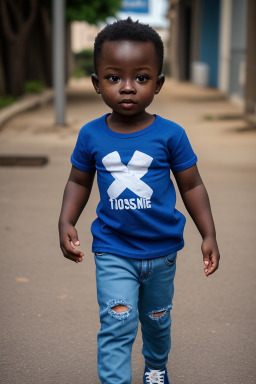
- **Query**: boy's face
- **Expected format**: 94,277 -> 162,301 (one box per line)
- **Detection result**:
92,40 -> 164,118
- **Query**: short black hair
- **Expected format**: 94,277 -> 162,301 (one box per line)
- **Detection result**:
94,17 -> 164,75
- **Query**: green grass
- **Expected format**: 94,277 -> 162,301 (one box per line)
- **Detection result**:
25,80 -> 44,94
72,69 -> 86,79
73,49 -> 94,77
0,96 -> 16,109
204,115 -> 214,121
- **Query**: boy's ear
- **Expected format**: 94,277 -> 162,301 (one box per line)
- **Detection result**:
91,73 -> 101,94
155,74 -> 165,94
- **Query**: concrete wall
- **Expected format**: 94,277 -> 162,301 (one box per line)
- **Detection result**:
245,0 -> 256,115
199,0 -> 220,86
229,0 -> 248,100
218,0 -> 232,93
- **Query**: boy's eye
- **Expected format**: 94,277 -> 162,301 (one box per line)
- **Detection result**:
136,75 -> 149,82
107,75 -> 120,82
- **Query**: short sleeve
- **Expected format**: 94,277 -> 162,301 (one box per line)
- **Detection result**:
71,127 -> 95,172
169,129 -> 197,172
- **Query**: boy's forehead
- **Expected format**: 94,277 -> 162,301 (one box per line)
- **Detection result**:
99,40 -> 158,67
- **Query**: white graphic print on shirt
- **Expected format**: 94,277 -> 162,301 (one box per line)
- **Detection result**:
102,150 -> 153,210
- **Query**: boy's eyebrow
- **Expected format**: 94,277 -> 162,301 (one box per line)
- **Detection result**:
105,67 -> 121,71
104,66 -> 152,71
135,67 -> 151,71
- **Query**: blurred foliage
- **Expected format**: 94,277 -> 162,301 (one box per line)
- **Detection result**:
25,80 -> 45,94
0,0 -> 122,98
72,69 -> 85,79
73,49 -> 94,77
65,0 -> 122,23
0,96 -> 16,109
204,115 -> 214,120
44,0 -> 122,23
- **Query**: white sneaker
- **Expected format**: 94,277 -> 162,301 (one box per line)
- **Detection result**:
143,366 -> 170,384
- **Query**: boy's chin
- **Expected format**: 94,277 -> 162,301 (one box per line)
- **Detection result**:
111,107 -> 148,117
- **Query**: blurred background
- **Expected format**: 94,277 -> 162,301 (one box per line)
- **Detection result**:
0,1 -> 255,384
0,0 -> 255,117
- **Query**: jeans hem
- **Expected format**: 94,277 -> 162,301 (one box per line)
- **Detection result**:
145,359 -> 168,370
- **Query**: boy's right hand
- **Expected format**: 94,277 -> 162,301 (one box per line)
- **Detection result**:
59,223 -> 84,263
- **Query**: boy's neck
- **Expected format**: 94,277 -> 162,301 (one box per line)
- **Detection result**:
106,111 -> 155,134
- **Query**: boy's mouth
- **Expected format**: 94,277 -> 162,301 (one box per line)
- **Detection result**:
119,99 -> 136,104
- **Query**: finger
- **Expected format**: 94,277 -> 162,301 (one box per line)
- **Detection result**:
203,254 -> 210,273
204,256 -> 212,275
70,241 -> 82,252
65,241 -> 84,257
205,257 -> 219,276
66,254 -> 83,263
61,239 -> 84,258
205,265 -> 218,276
70,231 -> 80,247
61,246 -> 83,263
68,254 -> 83,263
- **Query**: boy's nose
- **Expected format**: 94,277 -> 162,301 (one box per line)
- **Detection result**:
120,80 -> 136,94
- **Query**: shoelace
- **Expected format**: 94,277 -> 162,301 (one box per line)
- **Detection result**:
145,369 -> 165,384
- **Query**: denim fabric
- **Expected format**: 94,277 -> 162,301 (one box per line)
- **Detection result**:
94,252 -> 177,384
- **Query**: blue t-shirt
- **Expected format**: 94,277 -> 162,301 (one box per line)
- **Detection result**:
71,114 -> 197,259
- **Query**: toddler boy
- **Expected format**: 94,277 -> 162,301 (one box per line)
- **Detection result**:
59,18 -> 220,384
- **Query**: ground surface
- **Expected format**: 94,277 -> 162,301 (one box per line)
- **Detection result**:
0,78 -> 255,384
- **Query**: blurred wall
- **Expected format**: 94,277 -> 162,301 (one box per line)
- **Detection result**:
200,0 -> 220,87
229,0 -> 248,99
168,0 -> 255,118
71,23 -> 101,52
245,0 -> 256,116
168,0 -> 201,81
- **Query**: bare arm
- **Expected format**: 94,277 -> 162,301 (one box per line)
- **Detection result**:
58,166 -> 95,263
174,164 -> 220,276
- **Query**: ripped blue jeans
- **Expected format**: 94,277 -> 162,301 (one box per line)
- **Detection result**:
94,252 -> 177,384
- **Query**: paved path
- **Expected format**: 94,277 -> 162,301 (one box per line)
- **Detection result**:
0,79 -> 255,384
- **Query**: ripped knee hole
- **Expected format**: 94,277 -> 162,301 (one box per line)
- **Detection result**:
107,300 -> 132,320
112,305 -> 130,313
151,310 -> 166,318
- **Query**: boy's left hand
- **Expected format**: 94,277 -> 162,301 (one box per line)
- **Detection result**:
201,236 -> 220,277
